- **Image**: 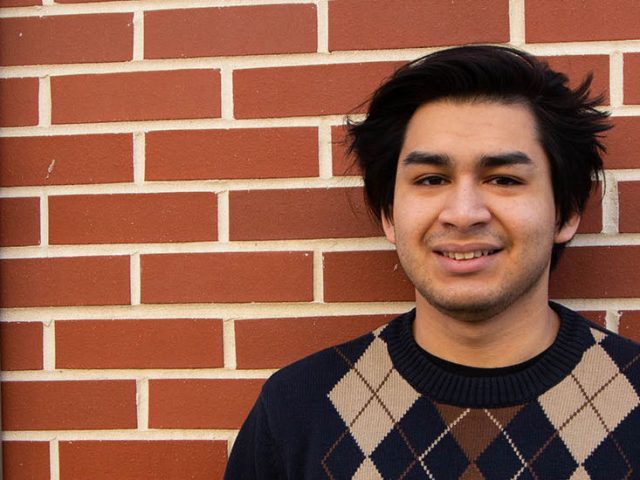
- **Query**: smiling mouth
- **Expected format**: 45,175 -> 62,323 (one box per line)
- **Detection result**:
438,249 -> 500,260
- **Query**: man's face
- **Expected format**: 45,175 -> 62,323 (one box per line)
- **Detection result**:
382,99 -> 580,321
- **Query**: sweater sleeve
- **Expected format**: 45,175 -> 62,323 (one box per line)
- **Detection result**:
224,394 -> 284,480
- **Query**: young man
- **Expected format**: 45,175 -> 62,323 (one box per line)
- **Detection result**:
225,46 -> 640,479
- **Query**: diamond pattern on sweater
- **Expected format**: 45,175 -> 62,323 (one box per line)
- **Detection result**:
353,458 -> 383,479
320,315 -> 640,479
327,334 -> 420,472
539,342 -> 639,465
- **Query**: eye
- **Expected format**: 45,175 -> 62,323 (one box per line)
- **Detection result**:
417,175 -> 448,186
488,176 -> 522,186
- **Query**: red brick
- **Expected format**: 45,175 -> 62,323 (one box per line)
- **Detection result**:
59,441 -> 226,480
49,193 -> 217,244
542,55 -> 610,104
0,14 -> 132,66
0,322 -> 43,371
576,183 -> 602,234
234,62 -> 403,119
604,117 -> 640,169
624,54 -> 640,105
0,256 -> 130,308
51,70 -> 220,124
0,78 -> 38,127
141,252 -> 313,304
56,319 -> 223,369
550,246 -> 640,298
619,182 -> 640,233
149,379 -> 263,429
0,134 -> 133,187
1,380 -> 136,430
577,311 -> 606,327
0,0 -> 40,5
236,315 -> 394,369
619,311 -> 640,343
145,4 -> 315,59
329,0 -> 508,51
0,197 -> 40,246
2,442 -> 49,480
526,0 -> 640,42
331,124 -> 359,176
324,251 -> 414,302
229,188 -> 380,240
146,127 -> 318,181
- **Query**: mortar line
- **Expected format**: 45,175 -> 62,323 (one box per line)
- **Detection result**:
130,253 -> 141,306
133,132 -> 146,184
43,319 -> 56,371
38,76 -> 52,127
313,248 -> 324,303
609,51 -> 624,107
4,299 -> 640,323
318,120 -> 333,179
40,194 -> 49,247
217,190 -> 230,243
132,10 -> 144,61
3,42 -> 640,79
0,0 -> 318,18
220,67 -> 234,120
223,319 -> 237,370
50,438 -> 60,480
137,378 -> 149,430
316,0 -> 329,53
3,429 -> 240,442
606,309 -> 621,334
508,0 -> 526,46
0,176 -> 365,198
601,170 -> 619,234
227,432 -> 239,458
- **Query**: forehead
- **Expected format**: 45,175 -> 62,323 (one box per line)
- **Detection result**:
399,99 -> 547,166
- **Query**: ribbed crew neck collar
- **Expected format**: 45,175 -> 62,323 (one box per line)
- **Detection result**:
384,302 -> 592,408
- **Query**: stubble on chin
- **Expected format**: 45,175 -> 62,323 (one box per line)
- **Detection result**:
412,257 -> 551,324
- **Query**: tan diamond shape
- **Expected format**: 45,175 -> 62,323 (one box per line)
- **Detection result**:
350,396 -> 395,455
329,369 -> 376,426
559,405 -> 608,463
355,337 -> 394,389
572,344 -> 620,397
376,369 -> 420,422
591,372 -> 639,430
589,327 -> 606,344
353,458 -> 384,479
539,375 -> 585,428
569,465 -> 590,479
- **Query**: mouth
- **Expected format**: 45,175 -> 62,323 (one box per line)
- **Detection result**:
436,249 -> 501,260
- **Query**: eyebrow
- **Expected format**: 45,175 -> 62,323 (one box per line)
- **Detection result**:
479,151 -> 533,168
401,150 -> 534,168
401,151 -> 451,167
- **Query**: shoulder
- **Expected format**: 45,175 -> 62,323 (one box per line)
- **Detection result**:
560,304 -> 640,387
261,323 -> 383,404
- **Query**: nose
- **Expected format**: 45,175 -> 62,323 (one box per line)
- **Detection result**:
438,181 -> 491,230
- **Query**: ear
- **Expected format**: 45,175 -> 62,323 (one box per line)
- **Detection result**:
381,211 -> 396,245
554,212 -> 581,244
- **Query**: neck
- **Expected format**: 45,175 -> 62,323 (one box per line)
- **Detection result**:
413,288 -> 559,368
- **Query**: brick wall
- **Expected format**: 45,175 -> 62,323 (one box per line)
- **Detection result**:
1,0 -> 639,478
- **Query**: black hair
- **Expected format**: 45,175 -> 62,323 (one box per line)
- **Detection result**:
348,45 -> 611,268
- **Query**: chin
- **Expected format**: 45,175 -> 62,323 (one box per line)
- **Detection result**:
418,289 -> 523,323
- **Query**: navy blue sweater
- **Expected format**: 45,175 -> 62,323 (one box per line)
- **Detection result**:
225,304 -> 640,479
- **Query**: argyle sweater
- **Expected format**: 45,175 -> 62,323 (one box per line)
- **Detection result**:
225,304 -> 640,479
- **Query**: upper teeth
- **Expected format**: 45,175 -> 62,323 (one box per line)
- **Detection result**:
443,250 -> 492,260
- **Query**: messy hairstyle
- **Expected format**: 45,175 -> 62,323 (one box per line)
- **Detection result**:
348,45 -> 611,267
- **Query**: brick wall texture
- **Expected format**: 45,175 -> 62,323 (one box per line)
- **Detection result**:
1,1 -> 639,478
